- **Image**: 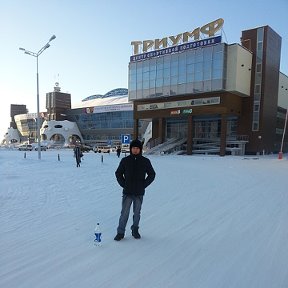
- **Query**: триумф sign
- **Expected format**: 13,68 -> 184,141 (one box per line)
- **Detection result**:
131,18 -> 224,55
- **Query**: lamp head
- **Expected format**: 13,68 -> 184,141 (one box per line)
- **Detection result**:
49,35 -> 56,42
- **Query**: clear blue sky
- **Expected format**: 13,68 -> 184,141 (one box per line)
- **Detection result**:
1,0 -> 287,137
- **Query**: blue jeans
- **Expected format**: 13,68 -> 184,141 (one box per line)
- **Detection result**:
117,195 -> 143,234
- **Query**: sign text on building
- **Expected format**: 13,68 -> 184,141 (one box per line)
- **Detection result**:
137,97 -> 220,112
85,103 -> 133,114
131,18 -> 224,55
130,36 -> 221,62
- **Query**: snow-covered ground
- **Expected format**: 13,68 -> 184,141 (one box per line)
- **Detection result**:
1,149 -> 288,288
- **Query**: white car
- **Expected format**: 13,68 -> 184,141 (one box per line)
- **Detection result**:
94,146 -> 111,153
18,144 -> 33,151
121,144 -> 130,153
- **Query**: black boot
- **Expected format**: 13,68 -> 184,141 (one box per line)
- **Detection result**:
114,233 -> 124,241
132,228 -> 141,239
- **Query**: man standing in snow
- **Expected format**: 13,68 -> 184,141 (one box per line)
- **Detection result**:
114,139 -> 156,241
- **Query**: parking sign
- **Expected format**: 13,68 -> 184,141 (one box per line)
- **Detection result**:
121,134 -> 130,144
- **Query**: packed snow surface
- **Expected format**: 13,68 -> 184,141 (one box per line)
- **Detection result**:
1,149 -> 288,288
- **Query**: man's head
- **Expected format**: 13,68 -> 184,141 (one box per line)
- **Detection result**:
130,139 -> 143,155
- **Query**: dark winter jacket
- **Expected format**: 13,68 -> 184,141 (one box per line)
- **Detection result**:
115,154 -> 156,196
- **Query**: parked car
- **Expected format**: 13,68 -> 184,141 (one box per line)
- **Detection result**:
80,145 -> 93,152
18,144 -> 33,151
121,144 -> 130,153
35,145 -> 47,151
93,145 -> 111,153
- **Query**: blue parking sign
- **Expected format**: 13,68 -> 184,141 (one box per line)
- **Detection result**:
121,134 -> 130,144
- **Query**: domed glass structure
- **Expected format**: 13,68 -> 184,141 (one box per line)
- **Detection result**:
103,88 -> 128,98
82,88 -> 128,102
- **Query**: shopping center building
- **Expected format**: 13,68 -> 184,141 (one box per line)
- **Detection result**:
64,88 -> 135,146
129,18 -> 288,155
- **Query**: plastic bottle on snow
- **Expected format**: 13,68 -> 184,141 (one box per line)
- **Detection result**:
94,223 -> 102,246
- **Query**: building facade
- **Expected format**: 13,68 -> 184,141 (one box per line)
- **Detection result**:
240,26 -> 282,154
46,83 -> 71,121
65,93 -> 134,145
128,19 -> 288,155
10,104 -> 27,129
14,112 -> 46,143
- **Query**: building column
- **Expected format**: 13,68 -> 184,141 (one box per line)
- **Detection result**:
187,115 -> 193,155
220,114 -> 227,156
159,118 -> 165,143
134,119 -> 139,139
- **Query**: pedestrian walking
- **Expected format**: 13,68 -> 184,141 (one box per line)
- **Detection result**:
116,146 -> 121,158
74,145 -> 82,167
114,139 -> 156,241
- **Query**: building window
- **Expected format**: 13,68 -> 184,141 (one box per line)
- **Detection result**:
253,103 -> 260,112
255,84 -> 261,94
252,122 -> 259,131
128,43 -> 226,100
251,27 -> 264,132
256,63 -> 262,73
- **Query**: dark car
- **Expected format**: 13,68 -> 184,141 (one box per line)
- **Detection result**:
35,145 -> 47,151
81,145 -> 93,152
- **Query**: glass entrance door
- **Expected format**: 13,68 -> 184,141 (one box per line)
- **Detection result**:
166,118 -> 188,139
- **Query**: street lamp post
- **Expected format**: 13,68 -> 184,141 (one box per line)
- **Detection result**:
258,135 -> 262,156
19,35 -> 56,160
